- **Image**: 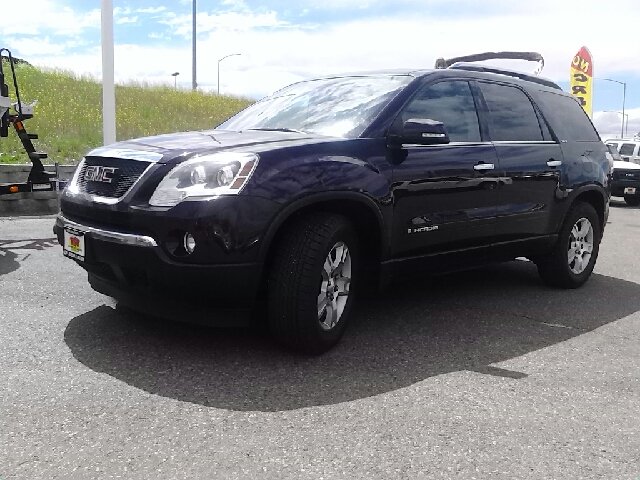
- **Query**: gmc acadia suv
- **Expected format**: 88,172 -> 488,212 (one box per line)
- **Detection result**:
54,55 -> 611,354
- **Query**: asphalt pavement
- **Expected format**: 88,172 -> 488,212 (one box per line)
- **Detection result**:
1,200 -> 638,479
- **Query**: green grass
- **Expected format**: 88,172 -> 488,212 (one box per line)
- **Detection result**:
0,62 -> 253,164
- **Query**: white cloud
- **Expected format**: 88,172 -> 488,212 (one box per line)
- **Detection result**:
4,0 -> 640,104
136,7 -> 167,14
113,7 -> 132,16
116,16 -> 139,25
161,10 -> 288,37
594,108 -> 640,139
0,1 -> 100,36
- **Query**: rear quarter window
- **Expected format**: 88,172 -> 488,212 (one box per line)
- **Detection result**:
535,91 -> 600,142
620,143 -> 636,156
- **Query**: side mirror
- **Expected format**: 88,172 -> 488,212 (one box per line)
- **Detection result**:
390,118 -> 450,146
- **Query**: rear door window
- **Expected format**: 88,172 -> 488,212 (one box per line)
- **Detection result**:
620,144 -> 636,156
400,80 -> 481,142
606,142 -> 620,151
479,82 -> 544,142
535,91 -> 600,142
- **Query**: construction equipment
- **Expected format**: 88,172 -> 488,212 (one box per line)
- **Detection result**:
0,48 -> 60,195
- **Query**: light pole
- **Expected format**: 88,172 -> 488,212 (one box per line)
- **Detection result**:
171,72 -> 180,90
192,0 -> 196,91
217,53 -> 241,95
597,78 -> 627,139
603,110 -> 629,138
100,0 -> 116,145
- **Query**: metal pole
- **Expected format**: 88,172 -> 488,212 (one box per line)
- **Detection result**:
101,0 -> 116,145
622,82 -> 626,138
192,0 -> 197,91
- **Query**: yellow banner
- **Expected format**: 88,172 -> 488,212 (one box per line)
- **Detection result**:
570,46 -> 593,118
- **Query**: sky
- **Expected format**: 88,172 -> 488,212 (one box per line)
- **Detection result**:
1,0 -> 639,138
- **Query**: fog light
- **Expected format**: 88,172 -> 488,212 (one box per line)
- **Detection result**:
184,233 -> 196,254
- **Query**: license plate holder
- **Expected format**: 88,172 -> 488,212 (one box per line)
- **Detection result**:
63,228 -> 86,261
624,187 -> 636,195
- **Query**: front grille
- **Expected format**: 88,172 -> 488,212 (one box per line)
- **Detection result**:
613,169 -> 640,181
76,157 -> 151,198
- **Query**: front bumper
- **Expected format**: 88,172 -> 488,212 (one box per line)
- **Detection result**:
54,214 -> 264,325
611,179 -> 640,197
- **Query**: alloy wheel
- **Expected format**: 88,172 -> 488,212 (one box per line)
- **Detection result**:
567,217 -> 594,274
317,241 -> 352,331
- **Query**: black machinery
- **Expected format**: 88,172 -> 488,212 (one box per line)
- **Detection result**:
0,48 -> 60,195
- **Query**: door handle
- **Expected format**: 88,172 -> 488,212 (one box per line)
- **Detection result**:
473,163 -> 494,171
547,159 -> 562,167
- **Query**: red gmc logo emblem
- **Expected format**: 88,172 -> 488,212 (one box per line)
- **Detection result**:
85,166 -> 117,183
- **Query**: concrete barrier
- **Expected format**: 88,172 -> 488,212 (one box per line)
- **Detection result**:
0,164 -> 76,217
0,164 -> 77,184
0,191 -> 61,216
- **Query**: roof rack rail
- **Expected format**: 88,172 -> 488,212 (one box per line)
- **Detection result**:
434,51 -> 545,72
433,51 -> 559,89
447,64 -> 561,90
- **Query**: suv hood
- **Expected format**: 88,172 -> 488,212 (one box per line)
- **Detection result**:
85,129 -> 337,164
613,160 -> 640,170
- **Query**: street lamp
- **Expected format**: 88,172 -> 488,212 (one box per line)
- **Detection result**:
597,78 -> 627,139
603,110 -> 629,138
217,53 -> 241,95
171,72 -> 180,90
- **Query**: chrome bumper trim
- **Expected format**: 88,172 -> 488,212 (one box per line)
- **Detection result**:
56,214 -> 158,248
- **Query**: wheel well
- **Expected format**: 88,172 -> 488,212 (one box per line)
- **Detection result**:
573,190 -> 605,230
261,200 -> 383,290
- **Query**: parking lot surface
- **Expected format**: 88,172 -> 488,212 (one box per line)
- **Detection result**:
1,200 -> 639,479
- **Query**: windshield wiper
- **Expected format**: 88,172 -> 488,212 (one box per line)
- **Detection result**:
247,128 -> 307,134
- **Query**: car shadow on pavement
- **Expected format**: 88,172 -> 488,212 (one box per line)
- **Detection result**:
0,237 -> 58,277
64,260 -> 640,412
610,197 -> 640,209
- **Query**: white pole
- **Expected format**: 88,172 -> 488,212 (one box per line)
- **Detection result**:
101,0 -> 116,145
192,0 -> 197,91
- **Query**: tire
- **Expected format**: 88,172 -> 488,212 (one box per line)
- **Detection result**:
624,195 -> 640,206
268,213 -> 359,354
536,202 -> 601,289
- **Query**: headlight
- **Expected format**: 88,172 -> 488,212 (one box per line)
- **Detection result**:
149,152 -> 258,207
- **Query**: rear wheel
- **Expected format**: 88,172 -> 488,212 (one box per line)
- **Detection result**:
624,195 -> 640,206
268,213 -> 359,354
536,202 -> 600,289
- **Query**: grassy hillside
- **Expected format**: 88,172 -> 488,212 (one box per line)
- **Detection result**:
0,62 -> 253,164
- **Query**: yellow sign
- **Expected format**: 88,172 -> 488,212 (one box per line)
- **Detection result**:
570,46 -> 593,118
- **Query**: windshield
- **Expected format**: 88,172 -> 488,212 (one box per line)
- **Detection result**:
218,75 -> 412,138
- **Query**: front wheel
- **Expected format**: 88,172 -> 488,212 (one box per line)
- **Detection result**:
268,213 -> 360,354
624,195 -> 640,206
536,202 -> 601,289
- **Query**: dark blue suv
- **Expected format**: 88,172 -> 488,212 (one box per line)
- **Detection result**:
55,56 -> 610,353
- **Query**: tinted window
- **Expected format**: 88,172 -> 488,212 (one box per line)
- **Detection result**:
607,144 -> 623,161
535,91 -> 600,142
400,81 -> 481,142
620,143 -> 636,155
480,82 -> 543,142
606,142 -> 619,151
